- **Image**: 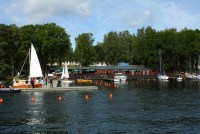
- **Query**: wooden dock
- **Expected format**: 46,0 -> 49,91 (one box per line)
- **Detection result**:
103,78 -> 114,82
18,79 -> 98,92
20,86 -> 98,92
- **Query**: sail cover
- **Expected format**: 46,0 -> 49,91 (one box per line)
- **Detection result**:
29,44 -> 43,77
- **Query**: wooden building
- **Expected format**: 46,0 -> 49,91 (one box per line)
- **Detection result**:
95,65 -> 152,76
48,65 -> 153,76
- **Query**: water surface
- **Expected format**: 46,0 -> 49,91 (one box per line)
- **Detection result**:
1,80 -> 200,133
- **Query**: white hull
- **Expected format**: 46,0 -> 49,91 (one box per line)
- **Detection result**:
62,80 -> 73,83
194,75 -> 200,80
185,74 -> 195,79
157,74 -> 169,80
177,76 -> 183,81
177,78 -> 182,81
114,78 -> 127,82
114,73 -> 127,82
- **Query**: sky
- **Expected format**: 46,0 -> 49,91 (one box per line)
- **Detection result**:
1,0 -> 200,49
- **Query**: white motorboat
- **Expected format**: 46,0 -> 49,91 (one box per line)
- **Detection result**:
176,76 -> 183,81
157,74 -> 169,80
114,73 -> 127,82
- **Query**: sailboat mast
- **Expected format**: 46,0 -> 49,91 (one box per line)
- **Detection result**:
159,49 -> 162,73
198,55 -> 200,74
18,51 -> 29,76
189,56 -> 191,74
29,47 -> 31,77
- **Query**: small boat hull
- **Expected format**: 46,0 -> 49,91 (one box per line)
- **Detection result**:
62,80 -> 74,83
77,79 -> 93,83
177,78 -> 183,81
114,73 -> 127,82
157,74 -> 169,80
13,83 -> 43,88
0,88 -> 21,93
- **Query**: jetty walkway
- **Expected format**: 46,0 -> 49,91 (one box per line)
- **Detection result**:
20,80 -> 98,92
20,86 -> 98,92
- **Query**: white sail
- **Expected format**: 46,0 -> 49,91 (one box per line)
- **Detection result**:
61,66 -> 65,79
61,62 -> 69,79
29,44 -> 43,77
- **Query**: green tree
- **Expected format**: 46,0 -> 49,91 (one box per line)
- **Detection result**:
118,31 -> 136,64
103,31 -> 121,65
74,33 -> 96,66
134,26 -> 157,68
17,23 -> 71,75
0,24 -> 19,79
178,28 -> 200,73
94,42 -> 105,65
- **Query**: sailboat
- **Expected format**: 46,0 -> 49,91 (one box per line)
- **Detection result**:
13,44 -> 43,88
61,62 -> 73,83
157,49 -> 169,80
185,56 -> 195,79
194,56 -> 200,80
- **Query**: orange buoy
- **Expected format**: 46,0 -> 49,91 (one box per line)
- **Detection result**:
85,95 -> 89,102
31,96 -> 35,102
0,97 -> 3,103
58,96 -> 62,101
85,95 -> 89,99
109,93 -> 113,99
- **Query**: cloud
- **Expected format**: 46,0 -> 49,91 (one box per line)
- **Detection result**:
5,0 -> 200,30
2,0 -> 200,48
121,1 -> 200,30
6,0 -> 92,24
122,10 -> 152,27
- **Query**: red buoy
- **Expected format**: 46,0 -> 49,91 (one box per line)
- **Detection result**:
109,93 -> 113,100
85,95 -> 89,102
0,97 -> 3,103
58,96 -> 62,101
31,96 -> 35,102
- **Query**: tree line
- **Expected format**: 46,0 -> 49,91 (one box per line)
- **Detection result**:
1,23 -> 200,79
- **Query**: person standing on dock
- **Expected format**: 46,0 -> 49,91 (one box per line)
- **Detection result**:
44,74 -> 48,86
49,77 -> 53,88
31,78 -> 35,88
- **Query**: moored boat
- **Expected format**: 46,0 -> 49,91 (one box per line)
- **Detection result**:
185,73 -> 195,79
157,49 -> 169,80
77,79 -> 93,83
114,73 -> 127,82
157,73 -> 169,80
0,88 -> 21,93
176,76 -> 183,81
61,62 -> 73,83
13,44 -> 43,88
13,80 -> 42,88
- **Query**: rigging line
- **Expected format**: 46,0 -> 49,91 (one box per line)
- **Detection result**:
18,50 -> 29,76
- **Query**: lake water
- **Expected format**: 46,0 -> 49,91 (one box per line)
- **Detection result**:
1,79 -> 200,134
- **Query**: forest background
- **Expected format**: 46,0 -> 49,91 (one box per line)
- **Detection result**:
1,23 -> 200,79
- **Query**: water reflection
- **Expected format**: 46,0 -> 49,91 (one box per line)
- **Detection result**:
157,79 -> 169,89
26,92 -> 45,125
